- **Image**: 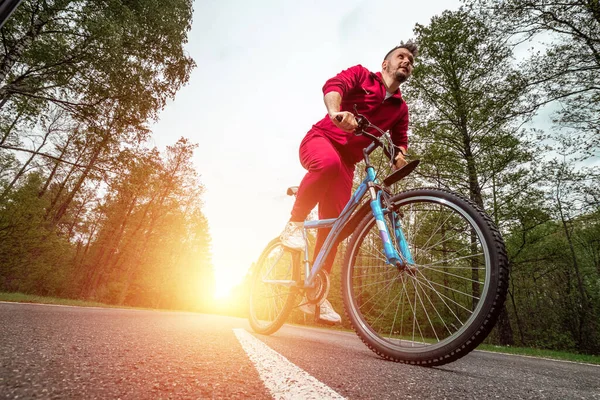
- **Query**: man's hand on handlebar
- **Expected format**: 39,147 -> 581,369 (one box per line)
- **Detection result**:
393,151 -> 408,170
331,112 -> 358,133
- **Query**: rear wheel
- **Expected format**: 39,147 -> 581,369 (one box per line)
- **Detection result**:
342,188 -> 508,366
248,238 -> 300,335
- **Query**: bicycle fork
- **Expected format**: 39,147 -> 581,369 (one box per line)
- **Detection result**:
366,170 -> 414,268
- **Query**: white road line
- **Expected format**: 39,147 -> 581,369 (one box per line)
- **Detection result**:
233,328 -> 346,400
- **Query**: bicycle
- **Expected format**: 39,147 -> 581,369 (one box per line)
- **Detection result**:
247,112 -> 509,366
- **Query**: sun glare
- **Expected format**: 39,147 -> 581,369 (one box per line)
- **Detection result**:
213,263 -> 248,301
206,189 -> 295,304
213,278 -> 234,299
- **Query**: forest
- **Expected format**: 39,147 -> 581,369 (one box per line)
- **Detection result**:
0,0 -> 214,311
1,1 -> 598,355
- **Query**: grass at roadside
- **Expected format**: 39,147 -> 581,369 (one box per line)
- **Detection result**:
476,344 -> 600,365
0,291 -> 129,309
295,319 -> 600,365
3,291 -> 600,365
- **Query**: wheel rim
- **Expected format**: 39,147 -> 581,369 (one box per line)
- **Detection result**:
347,195 -> 492,353
250,242 -> 296,330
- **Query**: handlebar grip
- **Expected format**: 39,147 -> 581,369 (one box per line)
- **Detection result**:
335,113 -> 363,136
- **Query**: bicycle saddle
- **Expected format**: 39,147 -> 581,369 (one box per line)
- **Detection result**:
286,186 -> 299,196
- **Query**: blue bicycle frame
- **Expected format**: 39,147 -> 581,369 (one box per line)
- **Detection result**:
302,161 -> 414,288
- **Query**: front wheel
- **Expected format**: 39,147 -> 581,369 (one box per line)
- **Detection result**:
342,188 -> 508,366
248,238 -> 300,335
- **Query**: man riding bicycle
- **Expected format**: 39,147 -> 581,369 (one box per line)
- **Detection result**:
280,42 -> 418,324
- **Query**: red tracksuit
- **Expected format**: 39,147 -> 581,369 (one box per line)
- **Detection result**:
291,65 -> 409,272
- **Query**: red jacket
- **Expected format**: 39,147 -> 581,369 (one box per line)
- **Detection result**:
311,64 -> 409,165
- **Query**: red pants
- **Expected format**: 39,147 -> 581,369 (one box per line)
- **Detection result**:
291,132 -> 354,272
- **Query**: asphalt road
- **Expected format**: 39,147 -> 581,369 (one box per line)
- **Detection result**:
1,302 -> 598,399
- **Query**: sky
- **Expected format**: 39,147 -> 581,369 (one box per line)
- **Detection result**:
149,0 -> 463,297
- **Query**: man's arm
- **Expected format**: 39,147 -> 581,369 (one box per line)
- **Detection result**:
391,104 -> 410,170
322,65 -> 366,133
324,92 -> 357,132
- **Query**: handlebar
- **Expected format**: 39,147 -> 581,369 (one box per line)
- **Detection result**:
334,111 -> 404,164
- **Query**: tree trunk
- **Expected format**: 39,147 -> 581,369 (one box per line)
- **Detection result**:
0,108 -> 24,146
0,125 -> 50,201
38,132 -> 74,198
508,281 -> 526,345
45,160 -> 79,218
556,190 -> 591,350
51,134 -> 108,224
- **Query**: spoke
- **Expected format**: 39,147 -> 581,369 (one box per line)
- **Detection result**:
421,229 -> 469,254
407,204 -> 434,248
416,252 -> 484,269
269,291 -> 277,321
269,277 -> 280,321
410,272 -> 455,337
266,283 -> 275,321
413,272 -> 480,301
399,275 -> 407,344
404,204 -> 435,264
353,267 -> 396,280
258,291 -> 290,301
409,275 -> 425,346
353,273 -> 398,291
353,264 -> 392,270
411,269 -> 472,320
369,284 -> 404,328
419,241 -> 480,262
389,278 -> 406,339
421,265 -> 486,270
420,265 -> 486,285
263,250 -> 285,279
361,234 -> 388,261
410,271 -> 440,342
359,272 -> 399,315
417,208 -> 455,250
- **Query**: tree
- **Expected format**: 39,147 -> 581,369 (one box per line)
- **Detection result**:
404,9 -> 542,344
0,0 -> 196,223
465,0 -> 600,159
0,172 -> 73,296
0,0 -> 195,124
76,138 -> 213,309
0,0 -> 215,313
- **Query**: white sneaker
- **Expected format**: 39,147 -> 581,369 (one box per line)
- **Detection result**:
298,297 -> 341,325
319,299 -> 342,324
280,221 -> 305,250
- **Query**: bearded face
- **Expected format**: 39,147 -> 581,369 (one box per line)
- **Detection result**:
384,48 -> 414,84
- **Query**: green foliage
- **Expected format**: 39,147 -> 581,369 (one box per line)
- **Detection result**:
405,9 -> 539,211
0,0 -> 214,313
1,0 -> 195,130
74,138 -> 214,310
401,6 -> 600,355
504,212 -> 600,353
465,0 -> 600,158
0,172 -> 73,296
